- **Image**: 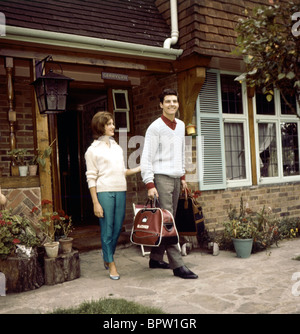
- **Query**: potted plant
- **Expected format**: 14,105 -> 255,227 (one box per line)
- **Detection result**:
223,198 -> 258,258
186,123 -> 196,136
31,199 -> 73,256
53,209 -> 73,254
0,209 -> 41,259
31,199 -> 61,258
28,154 -> 38,176
7,148 -> 29,176
27,140 -> 56,176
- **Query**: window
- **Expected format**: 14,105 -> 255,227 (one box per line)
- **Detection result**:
196,70 -> 251,190
112,89 -> 130,132
255,89 -> 300,183
224,122 -> 246,180
221,74 -> 250,185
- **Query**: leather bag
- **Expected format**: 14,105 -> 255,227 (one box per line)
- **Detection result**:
131,198 -> 179,247
175,189 -> 205,236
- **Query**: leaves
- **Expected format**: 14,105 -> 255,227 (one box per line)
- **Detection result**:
234,1 -> 300,111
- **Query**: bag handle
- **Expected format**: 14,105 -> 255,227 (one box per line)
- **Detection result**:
145,195 -> 160,208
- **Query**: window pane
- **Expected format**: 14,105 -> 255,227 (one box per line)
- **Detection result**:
281,94 -> 297,115
258,123 -> 278,177
224,123 -> 246,179
281,123 -> 300,176
256,90 -> 275,115
221,74 -> 243,114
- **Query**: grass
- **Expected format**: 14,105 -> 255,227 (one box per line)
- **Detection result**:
50,297 -> 166,314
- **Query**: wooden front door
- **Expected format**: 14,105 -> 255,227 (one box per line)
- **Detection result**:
57,89 -> 107,225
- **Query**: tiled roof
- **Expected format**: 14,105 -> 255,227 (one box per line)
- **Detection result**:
0,0 -> 171,47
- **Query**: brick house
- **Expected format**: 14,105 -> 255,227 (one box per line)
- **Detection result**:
0,0 -> 299,234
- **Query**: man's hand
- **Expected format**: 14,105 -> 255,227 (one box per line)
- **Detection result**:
181,179 -> 188,192
147,187 -> 159,200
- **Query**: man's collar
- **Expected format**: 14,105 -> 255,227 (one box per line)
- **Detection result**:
161,114 -> 177,130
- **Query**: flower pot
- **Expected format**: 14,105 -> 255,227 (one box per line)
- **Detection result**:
59,237 -> 73,254
232,238 -> 253,258
11,165 -> 19,176
18,165 -> 28,177
186,124 -> 196,136
28,165 -> 38,176
44,242 -> 59,258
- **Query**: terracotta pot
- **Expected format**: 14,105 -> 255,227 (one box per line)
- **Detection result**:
59,237 -> 73,254
29,165 -> 38,176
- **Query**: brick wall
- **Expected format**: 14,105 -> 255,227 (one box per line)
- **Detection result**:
197,182 -> 300,234
0,72 -> 35,176
1,187 -> 41,217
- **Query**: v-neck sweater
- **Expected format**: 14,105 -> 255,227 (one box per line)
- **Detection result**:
85,137 -> 127,192
141,117 -> 185,186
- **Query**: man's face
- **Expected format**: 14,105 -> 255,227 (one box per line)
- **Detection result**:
160,95 -> 179,118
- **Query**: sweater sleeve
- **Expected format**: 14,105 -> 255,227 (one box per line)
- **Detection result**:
85,147 -> 98,189
141,123 -> 159,186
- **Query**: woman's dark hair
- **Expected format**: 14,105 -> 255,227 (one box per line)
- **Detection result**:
159,88 -> 179,103
91,111 -> 113,139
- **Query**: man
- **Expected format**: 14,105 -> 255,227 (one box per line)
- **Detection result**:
140,88 -> 198,279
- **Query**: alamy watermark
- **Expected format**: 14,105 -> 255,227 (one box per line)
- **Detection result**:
0,272 -> 6,296
118,130 -> 203,183
0,12 -> 5,36
292,12 -> 300,37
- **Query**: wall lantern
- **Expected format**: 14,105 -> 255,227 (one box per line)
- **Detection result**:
31,56 -> 73,114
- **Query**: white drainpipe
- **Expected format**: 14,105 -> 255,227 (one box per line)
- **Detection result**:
163,0 -> 179,49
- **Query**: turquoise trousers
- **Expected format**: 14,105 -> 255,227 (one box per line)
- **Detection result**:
97,191 -> 126,263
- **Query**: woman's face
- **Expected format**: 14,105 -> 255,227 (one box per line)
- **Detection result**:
104,118 -> 115,136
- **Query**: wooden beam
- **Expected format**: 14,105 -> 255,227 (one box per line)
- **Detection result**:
5,57 -> 16,151
0,45 -> 174,73
177,67 -> 206,126
247,86 -> 257,186
30,60 -> 53,204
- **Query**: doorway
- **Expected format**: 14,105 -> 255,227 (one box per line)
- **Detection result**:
57,87 -> 108,226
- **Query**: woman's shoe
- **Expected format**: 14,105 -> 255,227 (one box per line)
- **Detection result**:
109,274 -> 120,280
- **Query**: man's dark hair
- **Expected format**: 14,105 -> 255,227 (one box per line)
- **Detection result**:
159,88 -> 179,103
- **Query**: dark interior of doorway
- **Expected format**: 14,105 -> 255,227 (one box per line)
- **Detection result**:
57,88 -> 108,226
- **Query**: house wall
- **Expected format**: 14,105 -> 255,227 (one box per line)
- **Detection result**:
0,59 -> 35,177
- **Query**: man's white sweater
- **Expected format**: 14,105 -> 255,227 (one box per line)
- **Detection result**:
85,137 -> 126,192
141,117 -> 185,185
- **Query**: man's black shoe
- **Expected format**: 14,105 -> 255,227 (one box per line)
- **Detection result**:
173,266 -> 198,279
149,259 -> 170,269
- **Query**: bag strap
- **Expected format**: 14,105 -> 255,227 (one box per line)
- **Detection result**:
145,195 -> 160,209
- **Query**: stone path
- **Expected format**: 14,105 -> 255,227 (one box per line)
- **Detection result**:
1,238 -> 300,314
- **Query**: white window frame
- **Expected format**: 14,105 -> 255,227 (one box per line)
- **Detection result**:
196,69 -> 251,190
254,88 -> 300,184
112,89 -> 130,132
221,71 -> 252,188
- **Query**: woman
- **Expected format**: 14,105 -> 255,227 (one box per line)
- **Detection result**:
85,111 -> 140,280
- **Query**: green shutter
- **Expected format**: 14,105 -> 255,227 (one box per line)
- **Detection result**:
196,70 -> 226,190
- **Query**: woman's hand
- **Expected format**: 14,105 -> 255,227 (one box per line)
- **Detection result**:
93,202 -> 104,218
125,166 -> 141,176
